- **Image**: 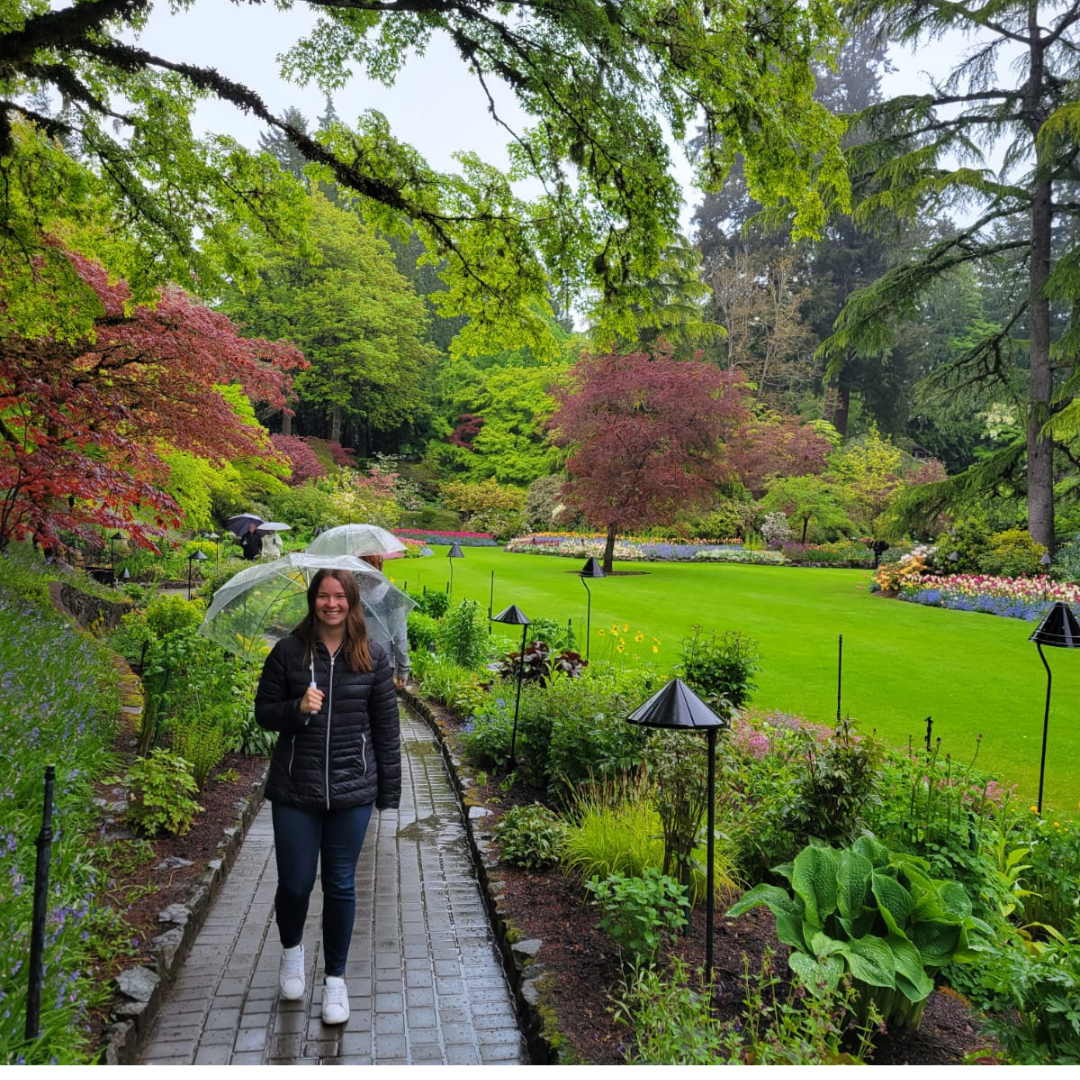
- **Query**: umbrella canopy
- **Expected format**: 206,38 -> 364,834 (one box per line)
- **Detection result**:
306,523 -> 407,559
226,513 -> 263,538
256,521 -> 291,535
200,552 -> 415,661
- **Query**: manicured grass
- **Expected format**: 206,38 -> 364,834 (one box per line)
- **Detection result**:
399,547 -> 1080,814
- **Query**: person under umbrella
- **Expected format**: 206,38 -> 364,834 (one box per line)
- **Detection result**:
254,568 -> 400,1026
356,553 -> 410,688
238,521 -> 263,560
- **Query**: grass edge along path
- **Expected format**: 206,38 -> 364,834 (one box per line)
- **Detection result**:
399,547 -> 1080,815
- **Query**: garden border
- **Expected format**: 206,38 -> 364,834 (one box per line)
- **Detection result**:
398,688 -> 560,1065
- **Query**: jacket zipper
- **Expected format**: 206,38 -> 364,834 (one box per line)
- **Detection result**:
325,647 -> 338,810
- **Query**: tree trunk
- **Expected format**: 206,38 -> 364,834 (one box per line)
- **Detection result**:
603,523 -> 617,574
280,409 -> 292,437
330,403 -> 342,445
1026,24 -> 1055,554
829,375 -> 850,438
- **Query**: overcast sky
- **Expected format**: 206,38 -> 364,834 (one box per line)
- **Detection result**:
135,2 -> 980,234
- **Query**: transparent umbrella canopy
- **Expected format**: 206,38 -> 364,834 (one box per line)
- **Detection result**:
200,552 -> 415,661
306,523 -> 407,558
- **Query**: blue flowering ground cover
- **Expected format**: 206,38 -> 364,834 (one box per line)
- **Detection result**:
0,554 -> 123,1063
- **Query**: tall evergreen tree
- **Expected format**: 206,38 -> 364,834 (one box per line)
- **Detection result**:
820,0 -> 1080,550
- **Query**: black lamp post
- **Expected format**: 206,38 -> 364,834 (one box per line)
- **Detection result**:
109,531 -> 122,567
579,557 -> 604,659
206,532 -> 220,566
446,542 -> 464,599
492,604 -> 531,765
488,569 -> 496,632
1029,601 -> 1080,814
187,549 -> 208,601
627,678 -> 729,984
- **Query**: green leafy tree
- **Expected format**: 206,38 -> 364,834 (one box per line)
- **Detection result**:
2,0 -> 847,351
826,425 -> 904,537
224,192 -> 438,455
760,474 -> 851,544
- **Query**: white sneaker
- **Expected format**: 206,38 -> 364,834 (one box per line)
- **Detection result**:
322,976 -> 350,1025
278,944 -> 305,1001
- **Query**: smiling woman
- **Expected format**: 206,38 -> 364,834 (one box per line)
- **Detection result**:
253,567 -> 401,1026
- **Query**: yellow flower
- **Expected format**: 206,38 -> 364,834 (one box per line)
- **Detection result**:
1053,822 -> 1061,828
634,631 -> 644,643
652,636 -> 661,644
622,623 -> 629,632
652,645 -> 659,654
610,623 -> 620,634
598,629 -> 606,637
616,644 -> 624,653
1030,805 -> 1040,813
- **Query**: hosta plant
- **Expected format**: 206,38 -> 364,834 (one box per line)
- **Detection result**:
726,837 -> 989,1031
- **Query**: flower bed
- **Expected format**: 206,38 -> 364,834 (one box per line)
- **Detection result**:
897,573 -> 1080,622
506,533 -> 767,563
394,528 -> 498,547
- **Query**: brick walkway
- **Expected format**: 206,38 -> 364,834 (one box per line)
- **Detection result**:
139,711 -> 527,1065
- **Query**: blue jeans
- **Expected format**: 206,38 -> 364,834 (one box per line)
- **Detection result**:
271,801 -> 374,977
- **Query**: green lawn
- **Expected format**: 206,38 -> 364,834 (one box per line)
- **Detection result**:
399,546 -> 1080,814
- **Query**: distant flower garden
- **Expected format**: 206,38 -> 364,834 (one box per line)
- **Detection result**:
506,533 -> 753,562
395,528 -> 498,547
895,573 -> 1080,622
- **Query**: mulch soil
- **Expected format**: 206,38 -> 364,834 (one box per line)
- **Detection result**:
421,700 -> 1003,1067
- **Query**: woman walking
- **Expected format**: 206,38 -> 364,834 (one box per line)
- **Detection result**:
255,568 -> 401,1025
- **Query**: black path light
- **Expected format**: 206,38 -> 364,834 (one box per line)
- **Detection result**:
187,549 -> 208,601
492,604 -> 531,765
579,557 -> 604,659
109,531 -> 123,567
627,678 -> 729,983
488,569 -> 496,632
446,542 -> 464,600
206,531 -> 221,566
25,765 -> 54,1042
1029,601 -> 1080,814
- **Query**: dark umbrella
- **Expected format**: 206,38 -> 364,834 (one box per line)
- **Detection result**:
226,513 -> 264,538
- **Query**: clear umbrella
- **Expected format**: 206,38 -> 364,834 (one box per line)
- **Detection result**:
306,523 -> 407,558
200,552 -> 415,662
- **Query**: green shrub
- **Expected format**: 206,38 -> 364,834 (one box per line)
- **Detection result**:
781,718 -> 883,848
437,598 -> 489,669
978,528 -> 1047,578
678,626 -> 760,710
106,609 -> 153,665
411,587 -> 450,619
265,481 -> 339,532
649,731 -> 710,897
727,837 -> 990,1031
145,593 -> 204,638
494,804 -> 567,870
415,655 -> 487,715
462,699 -> 515,771
407,610 -> 441,654
526,616 -> 576,653
936,517 -> 991,574
616,954 -> 880,1065
171,710 -> 237,788
586,868 -> 687,965
976,931 -> 1080,1063
120,749 -> 204,836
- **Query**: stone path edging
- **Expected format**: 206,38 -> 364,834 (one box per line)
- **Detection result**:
398,688 -> 559,1065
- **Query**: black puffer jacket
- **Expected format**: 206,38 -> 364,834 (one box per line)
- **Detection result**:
255,635 -> 401,812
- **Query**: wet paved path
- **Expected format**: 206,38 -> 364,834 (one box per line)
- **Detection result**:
139,711 -> 527,1065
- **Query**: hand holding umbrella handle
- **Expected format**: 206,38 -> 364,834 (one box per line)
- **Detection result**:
300,681 -> 323,725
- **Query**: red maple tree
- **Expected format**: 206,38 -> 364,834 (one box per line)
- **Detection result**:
551,349 -> 833,569
0,247 -> 305,551
551,349 -> 751,571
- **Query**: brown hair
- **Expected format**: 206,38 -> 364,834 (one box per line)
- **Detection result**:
294,569 -> 372,672
359,554 -> 384,572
